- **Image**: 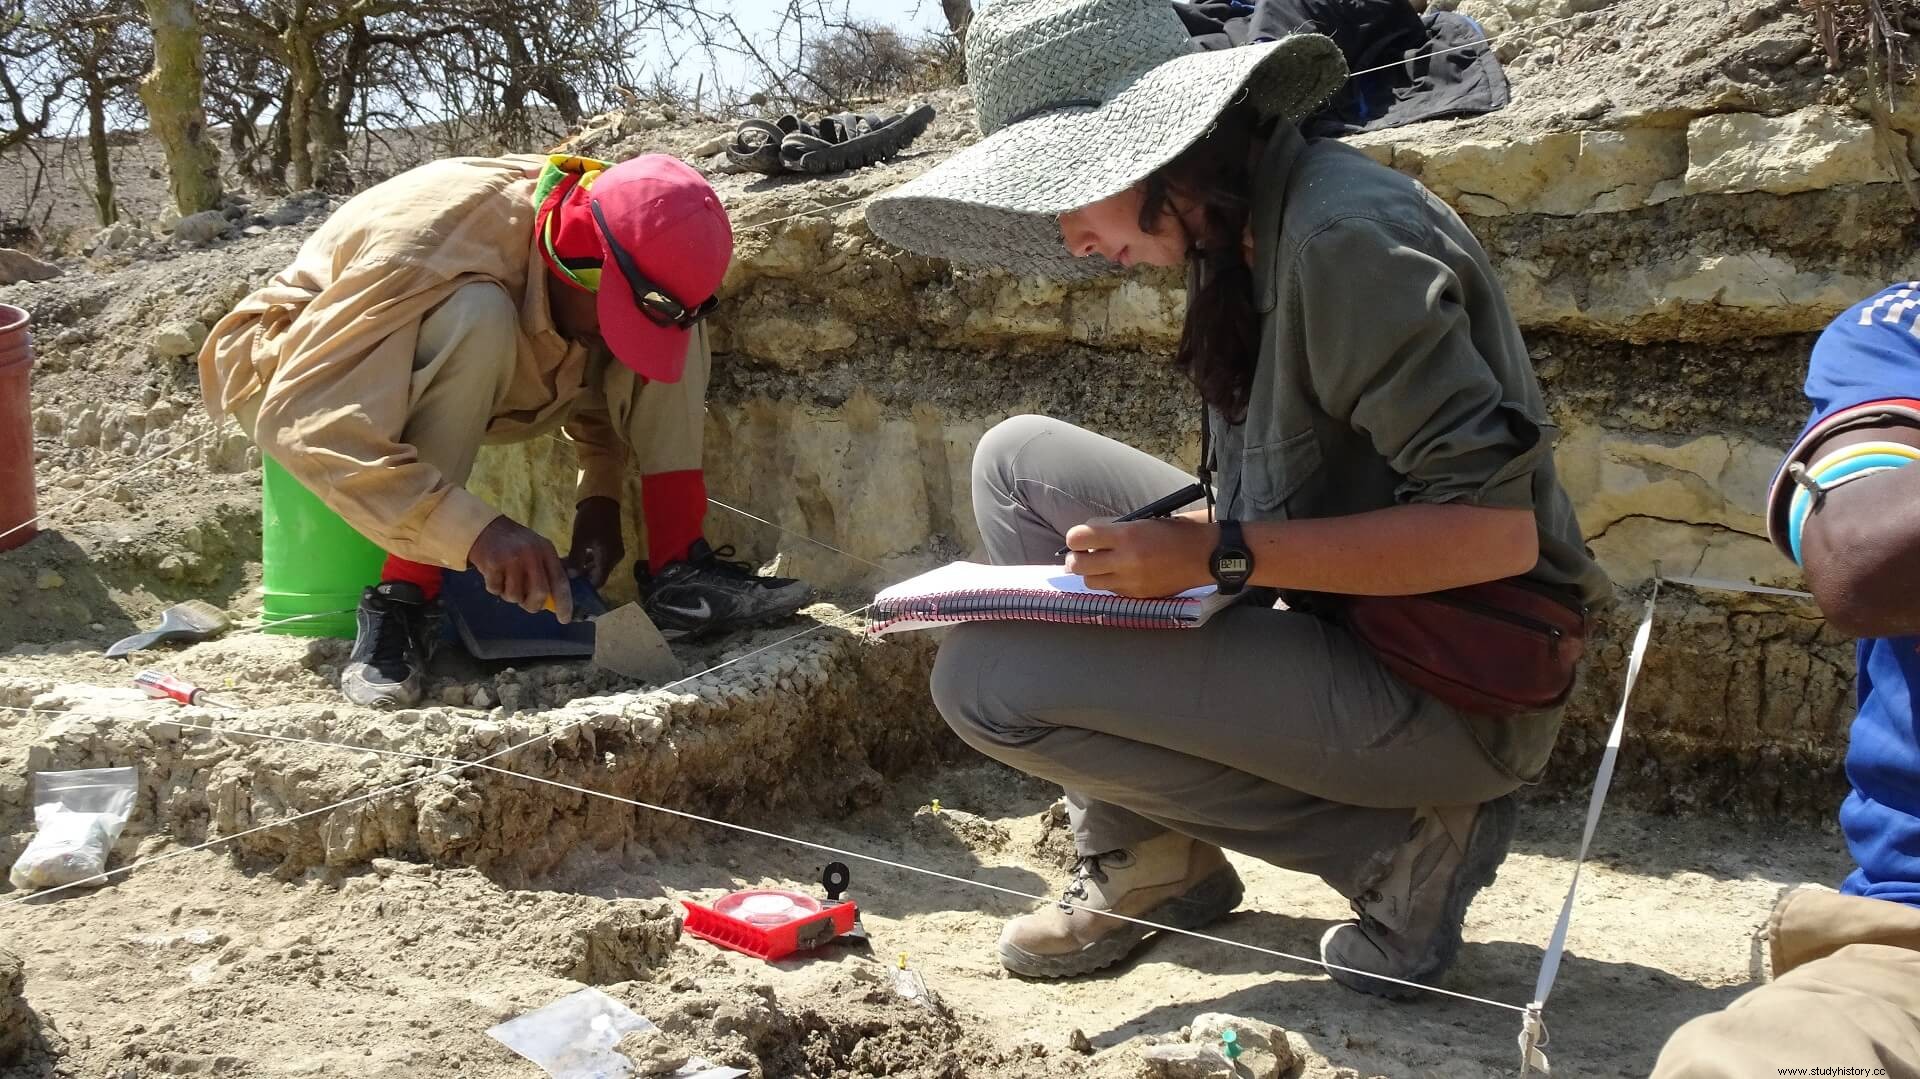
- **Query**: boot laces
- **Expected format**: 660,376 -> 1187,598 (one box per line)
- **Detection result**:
695,544 -> 759,580
1057,853 -> 1112,911
365,594 -> 423,670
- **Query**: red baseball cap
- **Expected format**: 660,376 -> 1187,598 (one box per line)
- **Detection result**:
538,154 -> 732,382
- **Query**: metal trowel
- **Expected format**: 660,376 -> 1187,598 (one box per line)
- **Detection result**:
542,593 -> 683,684
105,601 -> 232,659
588,602 -> 683,683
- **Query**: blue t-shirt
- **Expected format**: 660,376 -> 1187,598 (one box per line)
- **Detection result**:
1772,283 -> 1920,908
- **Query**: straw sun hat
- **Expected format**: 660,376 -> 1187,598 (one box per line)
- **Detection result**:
864,0 -> 1346,276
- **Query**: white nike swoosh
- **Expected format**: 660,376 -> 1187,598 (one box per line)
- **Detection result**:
654,599 -> 713,620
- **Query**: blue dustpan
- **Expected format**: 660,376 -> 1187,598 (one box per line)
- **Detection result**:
440,569 -> 607,661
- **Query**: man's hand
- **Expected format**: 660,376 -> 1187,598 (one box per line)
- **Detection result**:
1063,518 -> 1218,598
468,515 -> 574,622
566,496 -> 625,589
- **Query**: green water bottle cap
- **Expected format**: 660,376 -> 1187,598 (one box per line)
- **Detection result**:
1221,1028 -> 1240,1060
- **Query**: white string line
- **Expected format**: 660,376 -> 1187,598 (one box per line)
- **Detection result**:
0,703 -> 463,766
100,492 -> 862,650
1660,574 -> 1814,601
98,492 -> 870,650
227,609 -> 360,633
470,764 -> 1529,1014
707,496 -> 888,571
1522,578 -> 1664,1075
0,698 -> 1525,1014
0,611 -> 861,907
0,427 -> 223,547
91,609 -> 366,657
107,511 -> 855,648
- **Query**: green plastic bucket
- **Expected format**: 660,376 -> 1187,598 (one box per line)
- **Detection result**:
260,456 -> 386,638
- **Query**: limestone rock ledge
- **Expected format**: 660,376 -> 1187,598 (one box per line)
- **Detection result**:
494,0 -> 1891,815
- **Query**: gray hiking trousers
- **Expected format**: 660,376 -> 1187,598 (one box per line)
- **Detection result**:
930,416 -> 1525,898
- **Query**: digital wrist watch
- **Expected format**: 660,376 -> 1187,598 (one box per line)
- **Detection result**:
1209,520 -> 1253,596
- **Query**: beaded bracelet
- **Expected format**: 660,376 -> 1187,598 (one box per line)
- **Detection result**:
1787,446 -> 1920,564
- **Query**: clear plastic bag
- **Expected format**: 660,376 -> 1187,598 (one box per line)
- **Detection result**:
9,767 -> 137,891
487,988 -> 746,1079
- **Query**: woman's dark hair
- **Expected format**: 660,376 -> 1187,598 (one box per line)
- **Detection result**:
1139,105 -> 1276,422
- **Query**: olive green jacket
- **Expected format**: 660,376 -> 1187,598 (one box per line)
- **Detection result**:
1212,125 -> 1612,779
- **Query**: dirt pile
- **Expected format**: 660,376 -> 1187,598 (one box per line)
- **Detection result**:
1129,1013 -> 1298,1078
0,755 -> 1856,1078
635,969 -> 993,1078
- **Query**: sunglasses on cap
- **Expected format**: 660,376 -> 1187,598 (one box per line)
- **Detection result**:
590,199 -> 720,330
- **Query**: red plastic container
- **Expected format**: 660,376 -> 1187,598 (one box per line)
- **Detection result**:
681,889 -> 858,961
0,303 -> 36,552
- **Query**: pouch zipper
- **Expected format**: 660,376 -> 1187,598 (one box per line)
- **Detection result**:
1426,591 -> 1565,660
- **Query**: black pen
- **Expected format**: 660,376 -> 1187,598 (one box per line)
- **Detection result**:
1055,482 -> 1210,559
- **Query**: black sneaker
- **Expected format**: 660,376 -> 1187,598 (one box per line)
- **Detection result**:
340,581 -> 439,709
636,538 -> 810,641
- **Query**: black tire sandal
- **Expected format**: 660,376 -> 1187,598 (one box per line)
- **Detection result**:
726,116 -> 799,175
778,103 -> 938,175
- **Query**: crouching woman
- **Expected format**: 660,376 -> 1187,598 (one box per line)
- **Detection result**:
864,0 -> 1611,996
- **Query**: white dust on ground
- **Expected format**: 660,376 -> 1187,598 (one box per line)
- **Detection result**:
0,757 -> 1850,1078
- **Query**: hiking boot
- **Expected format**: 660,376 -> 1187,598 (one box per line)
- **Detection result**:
1319,795 -> 1518,999
637,538 -> 810,641
998,830 -> 1244,978
340,581 -> 440,709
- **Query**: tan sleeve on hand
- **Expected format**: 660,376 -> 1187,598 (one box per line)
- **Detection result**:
251,266 -> 500,569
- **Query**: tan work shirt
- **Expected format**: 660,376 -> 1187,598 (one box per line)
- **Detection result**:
199,155 -> 628,570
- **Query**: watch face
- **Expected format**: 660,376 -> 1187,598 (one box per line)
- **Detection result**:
1217,554 -> 1251,578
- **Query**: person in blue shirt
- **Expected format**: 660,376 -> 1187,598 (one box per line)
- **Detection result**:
1654,283 -> 1920,1075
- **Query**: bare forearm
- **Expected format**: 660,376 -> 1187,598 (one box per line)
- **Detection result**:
1070,503 -> 1538,599
1803,464 -> 1920,636
1243,503 -> 1539,595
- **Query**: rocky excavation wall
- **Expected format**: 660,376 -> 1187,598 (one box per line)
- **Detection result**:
0,0 -> 1892,827
0,615 -> 947,879
503,0 -> 1900,818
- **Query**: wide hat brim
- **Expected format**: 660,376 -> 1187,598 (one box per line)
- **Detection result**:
866,34 -> 1346,277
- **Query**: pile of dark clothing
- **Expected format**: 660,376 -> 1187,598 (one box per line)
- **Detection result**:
1176,0 -> 1510,137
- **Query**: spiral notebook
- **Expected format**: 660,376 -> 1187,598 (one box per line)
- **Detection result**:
870,562 -> 1237,634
